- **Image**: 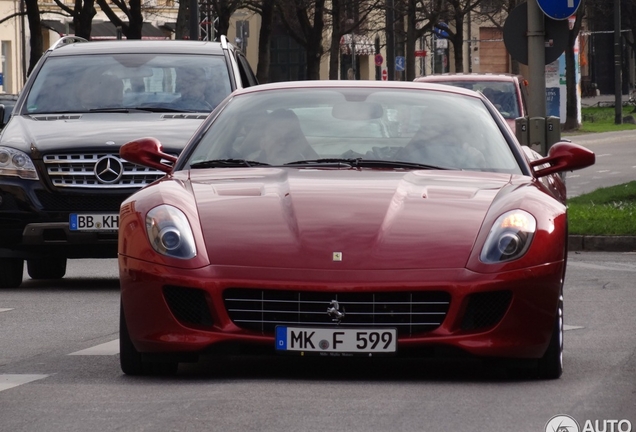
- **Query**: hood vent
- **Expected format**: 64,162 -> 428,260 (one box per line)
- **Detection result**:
31,114 -> 82,121
161,113 -> 209,120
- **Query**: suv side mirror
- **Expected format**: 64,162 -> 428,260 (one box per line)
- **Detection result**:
0,105 -> 5,129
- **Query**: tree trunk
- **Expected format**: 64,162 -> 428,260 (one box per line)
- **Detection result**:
406,0 -> 417,81
256,1 -> 274,83
73,0 -> 96,40
452,14 -> 464,73
216,11 -> 231,38
305,0 -> 326,80
306,47 -> 323,80
176,0 -> 190,40
564,42 -> 578,130
328,0 -> 342,80
25,0 -> 43,76
125,0 -> 143,39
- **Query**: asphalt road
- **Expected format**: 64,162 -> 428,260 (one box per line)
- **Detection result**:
564,130 -> 636,197
0,254 -> 634,432
0,131 -> 634,431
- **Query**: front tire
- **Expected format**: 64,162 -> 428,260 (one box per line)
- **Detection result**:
0,258 -> 24,288
120,302 -> 178,376
537,290 -> 564,379
27,257 -> 67,280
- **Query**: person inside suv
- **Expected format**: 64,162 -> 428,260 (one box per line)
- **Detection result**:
78,72 -> 124,110
173,67 -> 213,111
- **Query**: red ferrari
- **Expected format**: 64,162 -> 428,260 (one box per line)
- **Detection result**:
118,81 -> 594,378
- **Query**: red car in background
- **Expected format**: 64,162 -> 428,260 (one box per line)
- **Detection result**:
415,73 -> 529,134
118,80 -> 594,379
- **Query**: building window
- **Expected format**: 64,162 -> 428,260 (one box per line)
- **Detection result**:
480,0 -> 499,14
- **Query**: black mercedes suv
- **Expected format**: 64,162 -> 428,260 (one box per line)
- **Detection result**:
0,36 -> 258,288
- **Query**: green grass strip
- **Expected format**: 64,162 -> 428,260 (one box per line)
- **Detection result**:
567,181 -> 636,235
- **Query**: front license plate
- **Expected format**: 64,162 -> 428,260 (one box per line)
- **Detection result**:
70,213 -> 119,231
275,326 -> 397,355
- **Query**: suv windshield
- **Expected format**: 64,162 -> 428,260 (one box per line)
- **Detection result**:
436,80 -> 520,118
25,53 -> 232,114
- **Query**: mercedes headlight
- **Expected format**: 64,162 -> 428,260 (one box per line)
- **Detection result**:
145,205 -> 196,259
480,210 -> 536,263
0,147 -> 38,179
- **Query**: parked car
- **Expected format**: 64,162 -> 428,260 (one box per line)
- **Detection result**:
0,93 -> 19,128
415,73 -> 528,133
0,35 -> 258,288
118,80 -> 594,378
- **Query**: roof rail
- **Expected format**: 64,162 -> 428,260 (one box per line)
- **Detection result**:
48,36 -> 89,52
220,34 -> 228,49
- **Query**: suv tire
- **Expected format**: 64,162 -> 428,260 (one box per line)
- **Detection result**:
0,258 -> 24,289
27,257 -> 67,280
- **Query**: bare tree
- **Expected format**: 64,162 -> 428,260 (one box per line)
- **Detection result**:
208,0 -> 249,39
25,0 -> 43,75
436,0 -> 486,73
326,0 -> 384,80
94,0 -> 144,39
276,0 -> 327,80
52,0 -> 96,40
241,0 -> 275,83
403,0 -> 447,80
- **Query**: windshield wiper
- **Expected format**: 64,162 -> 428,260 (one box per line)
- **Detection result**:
88,108 -> 134,113
126,106 -> 202,113
284,158 -> 449,170
190,159 -> 271,168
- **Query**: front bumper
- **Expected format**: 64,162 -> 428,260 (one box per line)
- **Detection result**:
119,256 -> 564,360
0,179 -> 126,259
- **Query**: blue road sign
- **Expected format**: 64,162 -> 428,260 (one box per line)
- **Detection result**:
433,22 -> 449,39
395,56 -> 405,72
537,0 -> 581,20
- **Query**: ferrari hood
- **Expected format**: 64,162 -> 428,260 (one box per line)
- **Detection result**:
1,114 -> 207,154
189,168 -> 514,270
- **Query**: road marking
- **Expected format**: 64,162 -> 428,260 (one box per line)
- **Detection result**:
0,308 -> 14,313
0,374 -> 48,392
68,339 -> 119,356
564,325 -> 584,331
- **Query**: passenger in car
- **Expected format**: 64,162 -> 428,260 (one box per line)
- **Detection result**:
78,73 -> 124,110
247,109 -> 319,165
174,67 -> 213,111
397,121 -> 487,170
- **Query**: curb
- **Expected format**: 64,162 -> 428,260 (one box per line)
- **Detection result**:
568,235 -> 636,252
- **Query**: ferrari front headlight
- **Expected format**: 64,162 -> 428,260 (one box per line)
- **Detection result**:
480,210 -> 536,263
0,147 -> 38,179
145,205 -> 196,259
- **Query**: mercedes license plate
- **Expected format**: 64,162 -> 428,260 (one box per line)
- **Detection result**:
70,213 -> 119,231
275,326 -> 397,355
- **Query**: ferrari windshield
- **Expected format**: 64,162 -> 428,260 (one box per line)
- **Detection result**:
185,87 -> 523,174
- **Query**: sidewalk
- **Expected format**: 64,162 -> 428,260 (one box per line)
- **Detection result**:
569,235 -> 636,252
581,93 -> 631,107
